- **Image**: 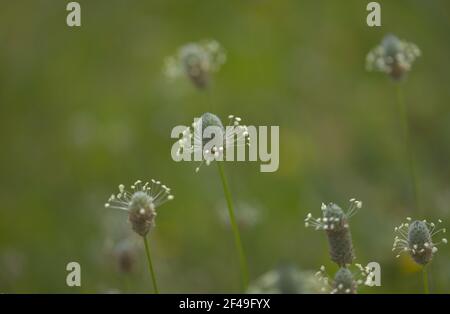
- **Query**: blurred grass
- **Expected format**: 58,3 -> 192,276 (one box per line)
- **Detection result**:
1,0 -> 450,293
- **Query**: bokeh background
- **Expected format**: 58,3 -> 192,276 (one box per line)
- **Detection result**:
1,0 -> 450,293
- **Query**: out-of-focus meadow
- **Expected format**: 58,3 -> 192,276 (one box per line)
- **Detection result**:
1,0 -> 450,293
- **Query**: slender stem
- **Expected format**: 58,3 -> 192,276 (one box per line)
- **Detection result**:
217,161 -> 249,291
143,236 -> 159,294
397,85 -> 419,213
422,266 -> 429,294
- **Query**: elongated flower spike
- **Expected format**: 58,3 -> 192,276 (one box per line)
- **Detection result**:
305,199 -> 362,266
393,217 -> 447,265
176,112 -> 250,172
315,264 -> 373,294
164,40 -> 226,89
105,180 -> 174,236
366,34 -> 421,81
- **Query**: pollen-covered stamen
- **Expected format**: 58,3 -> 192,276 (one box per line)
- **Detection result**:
224,117 -> 250,151
314,265 -> 331,293
347,198 -> 362,219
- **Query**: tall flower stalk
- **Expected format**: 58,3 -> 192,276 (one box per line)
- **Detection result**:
366,34 -> 422,213
143,236 -> 159,293
176,112 -> 251,290
217,161 -> 249,290
105,179 -> 174,293
396,85 -> 419,211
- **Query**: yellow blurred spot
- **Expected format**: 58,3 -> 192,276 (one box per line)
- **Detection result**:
398,254 -> 421,274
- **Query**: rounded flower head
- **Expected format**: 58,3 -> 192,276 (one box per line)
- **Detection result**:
164,40 -> 226,89
305,199 -> 362,266
105,180 -> 174,236
366,34 -> 421,81
333,268 -> 356,294
393,217 -> 447,265
315,264 -> 373,294
176,113 -> 250,172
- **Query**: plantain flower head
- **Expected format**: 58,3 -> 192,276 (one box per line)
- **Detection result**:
176,112 -> 250,172
105,180 -> 174,236
366,34 -> 421,80
164,40 -> 226,89
305,199 -> 362,266
315,264 -> 373,294
393,217 -> 447,265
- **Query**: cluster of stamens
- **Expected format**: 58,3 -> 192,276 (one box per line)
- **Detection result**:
304,199 -> 362,231
392,217 -> 447,265
176,113 -> 250,172
105,180 -> 174,236
315,264 -> 373,294
366,34 -> 421,80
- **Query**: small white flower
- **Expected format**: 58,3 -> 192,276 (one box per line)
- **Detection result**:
164,40 -> 226,89
366,34 -> 421,80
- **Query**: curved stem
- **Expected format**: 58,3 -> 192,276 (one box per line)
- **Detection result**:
422,266 -> 429,294
143,236 -> 159,294
217,162 -> 249,291
397,85 -> 419,213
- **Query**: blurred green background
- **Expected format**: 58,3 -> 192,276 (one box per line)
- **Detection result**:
1,0 -> 450,293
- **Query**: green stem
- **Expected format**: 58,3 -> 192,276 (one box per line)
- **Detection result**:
217,161 -> 249,291
143,236 -> 159,294
422,266 -> 429,294
397,85 -> 419,213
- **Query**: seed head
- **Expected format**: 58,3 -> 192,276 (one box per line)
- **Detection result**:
104,179 -> 174,236
164,40 -> 226,89
366,34 -> 421,81
393,218 -> 447,265
305,199 -> 362,266
176,113 -> 250,172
